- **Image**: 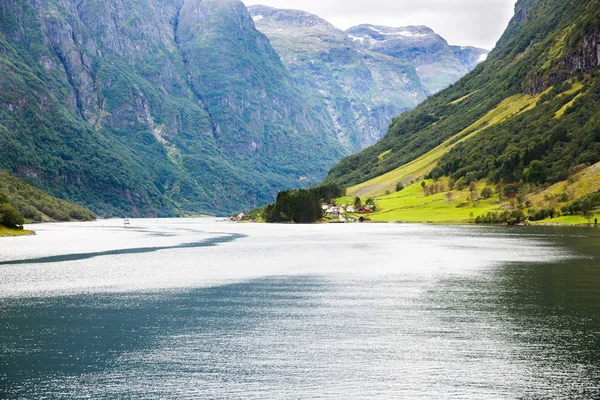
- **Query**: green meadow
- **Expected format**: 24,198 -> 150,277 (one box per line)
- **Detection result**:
336,162 -> 600,225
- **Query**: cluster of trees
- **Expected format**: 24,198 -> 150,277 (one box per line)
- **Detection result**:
264,190 -> 323,223
263,184 -> 346,223
422,181 -> 447,197
528,208 -> 558,222
560,191 -> 600,222
310,184 -> 346,204
0,193 -> 25,229
476,189 -> 599,224
474,211 -> 525,225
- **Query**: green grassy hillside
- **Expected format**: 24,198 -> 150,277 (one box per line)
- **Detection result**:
346,93 -> 545,198
324,0 -> 600,193
338,161 -> 600,224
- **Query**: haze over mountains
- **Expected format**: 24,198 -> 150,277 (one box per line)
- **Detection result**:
0,0 -> 486,216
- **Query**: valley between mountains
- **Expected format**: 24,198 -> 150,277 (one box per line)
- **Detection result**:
0,0 -> 485,219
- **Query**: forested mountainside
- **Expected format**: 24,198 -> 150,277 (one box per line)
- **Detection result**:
249,5 -> 487,150
324,0 -> 600,193
0,0 -> 345,217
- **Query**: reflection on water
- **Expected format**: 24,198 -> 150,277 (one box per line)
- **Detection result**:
0,221 -> 599,398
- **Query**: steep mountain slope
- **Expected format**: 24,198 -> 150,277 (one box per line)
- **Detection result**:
248,5 -> 426,150
0,0 -> 344,216
324,0 -> 600,195
346,25 -> 488,95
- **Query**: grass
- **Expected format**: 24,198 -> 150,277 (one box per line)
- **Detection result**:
336,162 -> 600,225
378,149 -> 392,161
343,179 -> 501,223
554,93 -> 583,118
450,91 -> 477,105
0,226 -> 35,237
347,93 -> 544,198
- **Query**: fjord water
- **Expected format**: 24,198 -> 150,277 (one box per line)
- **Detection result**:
1,220 -> 599,399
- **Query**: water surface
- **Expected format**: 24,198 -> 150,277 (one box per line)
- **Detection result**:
1,220 -> 599,398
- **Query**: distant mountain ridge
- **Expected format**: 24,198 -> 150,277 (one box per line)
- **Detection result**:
249,5 -> 488,149
345,24 -> 488,95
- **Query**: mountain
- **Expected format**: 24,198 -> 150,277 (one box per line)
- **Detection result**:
0,0 -> 344,217
0,0 -> 489,217
324,0 -> 600,199
248,6 -> 488,150
248,5 -> 426,150
345,25 -> 488,95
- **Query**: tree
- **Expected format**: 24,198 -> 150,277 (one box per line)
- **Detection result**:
421,181 -> 426,188
503,184 -> 518,198
580,198 -> 593,223
524,160 -> 548,184
453,177 -> 467,191
395,182 -> 404,192
444,191 -> 454,203
310,184 -> 346,203
495,179 -> 505,200
0,203 -> 25,229
354,196 -> 362,209
481,187 -> 493,199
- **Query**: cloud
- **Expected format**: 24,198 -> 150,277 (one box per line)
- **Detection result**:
243,0 -> 517,49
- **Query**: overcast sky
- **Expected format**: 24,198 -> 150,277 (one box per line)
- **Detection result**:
243,0 -> 517,50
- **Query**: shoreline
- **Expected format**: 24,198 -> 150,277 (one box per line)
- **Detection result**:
0,227 -> 35,237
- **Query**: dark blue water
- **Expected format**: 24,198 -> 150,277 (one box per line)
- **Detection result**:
1,220 -> 599,398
